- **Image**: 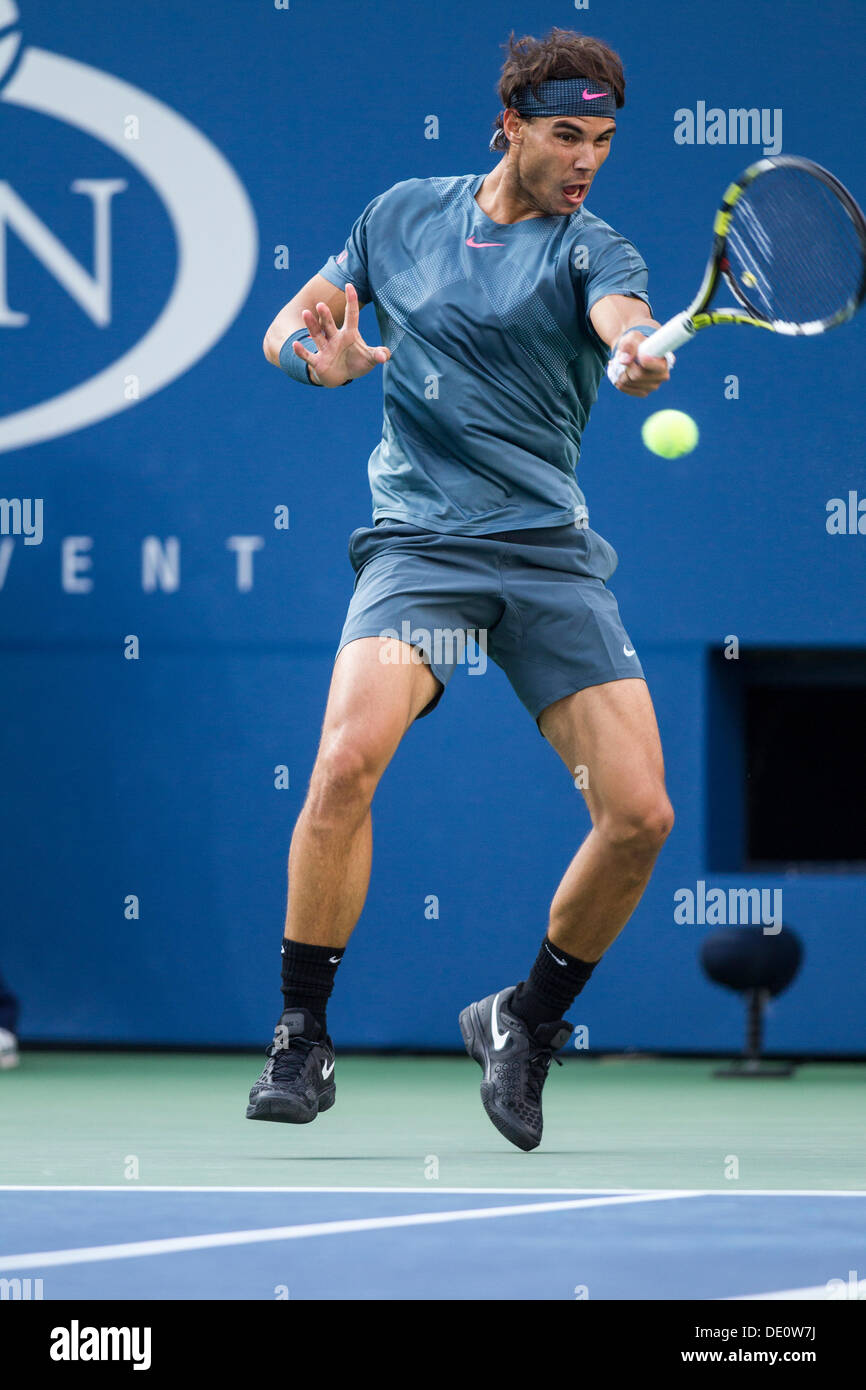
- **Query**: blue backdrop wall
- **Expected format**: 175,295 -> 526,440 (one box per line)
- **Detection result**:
1,0 -> 864,1051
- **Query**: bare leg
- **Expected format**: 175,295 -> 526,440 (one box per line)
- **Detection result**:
284,637 -> 439,945
538,678 -> 674,961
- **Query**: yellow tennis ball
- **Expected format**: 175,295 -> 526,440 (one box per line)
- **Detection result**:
641,409 -> 699,459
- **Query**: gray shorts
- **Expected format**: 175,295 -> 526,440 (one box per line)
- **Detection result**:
338,521 -> 645,723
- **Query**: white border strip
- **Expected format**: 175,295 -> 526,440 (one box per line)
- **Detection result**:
0,1191 -> 696,1272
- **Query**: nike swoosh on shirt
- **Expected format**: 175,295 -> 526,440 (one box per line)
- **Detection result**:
582,89 -> 608,100
466,236 -> 505,248
321,1059 -> 335,1080
491,992 -> 511,1051
623,645 -> 636,657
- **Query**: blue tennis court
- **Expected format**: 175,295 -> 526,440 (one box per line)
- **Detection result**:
2,1186 -> 864,1301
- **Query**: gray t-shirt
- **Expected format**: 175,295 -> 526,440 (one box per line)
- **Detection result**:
318,173 -> 651,534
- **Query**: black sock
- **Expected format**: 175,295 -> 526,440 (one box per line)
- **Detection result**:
280,939 -> 344,1033
509,936 -> 597,1032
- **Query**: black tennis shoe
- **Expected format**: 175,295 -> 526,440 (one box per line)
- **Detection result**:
459,986 -> 572,1152
246,1008 -> 336,1124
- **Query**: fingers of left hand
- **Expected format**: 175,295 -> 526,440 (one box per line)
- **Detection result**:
316,301 -> 338,338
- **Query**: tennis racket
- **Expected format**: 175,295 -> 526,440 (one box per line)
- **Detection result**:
607,154 -> 866,385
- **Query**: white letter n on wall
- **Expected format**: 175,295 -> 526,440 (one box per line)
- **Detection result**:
0,178 -> 127,326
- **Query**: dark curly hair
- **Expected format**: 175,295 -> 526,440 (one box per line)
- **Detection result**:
490,28 -> 626,152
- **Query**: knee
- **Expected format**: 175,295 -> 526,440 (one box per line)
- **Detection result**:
305,736 -> 381,827
598,793 -> 675,857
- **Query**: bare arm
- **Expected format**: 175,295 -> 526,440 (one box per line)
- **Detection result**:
263,275 -> 350,366
589,293 -> 671,398
263,276 -> 389,388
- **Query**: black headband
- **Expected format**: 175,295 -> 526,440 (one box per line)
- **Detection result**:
509,77 -> 617,122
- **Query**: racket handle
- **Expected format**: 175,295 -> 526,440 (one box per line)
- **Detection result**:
636,312 -> 696,361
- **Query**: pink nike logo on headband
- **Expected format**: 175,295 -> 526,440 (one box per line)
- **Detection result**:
466,236 -> 505,248
582,89 -> 608,100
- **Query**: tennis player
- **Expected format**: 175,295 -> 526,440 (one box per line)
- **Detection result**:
247,28 -> 674,1151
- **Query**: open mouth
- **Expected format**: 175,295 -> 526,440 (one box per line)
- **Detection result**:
562,183 -> 589,204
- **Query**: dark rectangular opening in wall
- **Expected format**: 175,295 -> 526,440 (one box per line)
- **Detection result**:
746,685 -> 866,864
707,648 -> 866,871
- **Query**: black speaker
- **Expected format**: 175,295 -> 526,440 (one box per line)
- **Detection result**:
700,926 -> 804,1077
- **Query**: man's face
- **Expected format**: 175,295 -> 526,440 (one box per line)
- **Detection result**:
507,112 -> 616,214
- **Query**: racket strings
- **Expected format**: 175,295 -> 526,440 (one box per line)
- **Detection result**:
726,166 -> 866,327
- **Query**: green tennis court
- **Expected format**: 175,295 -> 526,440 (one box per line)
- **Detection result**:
4,1052 -> 865,1189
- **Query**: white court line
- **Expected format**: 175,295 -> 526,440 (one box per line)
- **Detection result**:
730,1284 -> 866,1301
0,1185 -> 864,1196
0,1190 -> 696,1272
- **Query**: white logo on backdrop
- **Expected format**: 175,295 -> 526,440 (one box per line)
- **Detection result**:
0,1 -> 258,454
